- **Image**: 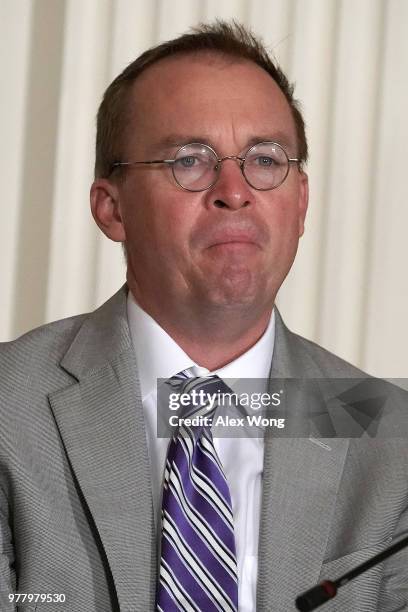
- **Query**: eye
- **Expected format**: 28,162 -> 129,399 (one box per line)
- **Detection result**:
255,155 -> 276,167
177,155 -> 199,168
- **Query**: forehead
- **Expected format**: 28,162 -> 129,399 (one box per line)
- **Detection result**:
127,53 -> 296,152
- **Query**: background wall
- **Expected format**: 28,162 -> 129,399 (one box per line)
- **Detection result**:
2,0 -> 407,377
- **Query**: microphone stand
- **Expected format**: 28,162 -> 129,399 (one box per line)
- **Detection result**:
295,533 -> 408,611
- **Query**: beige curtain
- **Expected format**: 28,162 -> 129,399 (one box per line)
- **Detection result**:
2,0 -> 407,377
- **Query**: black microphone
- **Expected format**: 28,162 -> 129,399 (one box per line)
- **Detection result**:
296,533 -> 408,611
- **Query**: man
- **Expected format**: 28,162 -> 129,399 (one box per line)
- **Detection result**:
0,21 -> 407,612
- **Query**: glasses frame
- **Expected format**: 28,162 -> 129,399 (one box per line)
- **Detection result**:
110,141 -> 301,192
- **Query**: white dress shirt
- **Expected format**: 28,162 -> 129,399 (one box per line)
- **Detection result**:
127,291 -> 275,611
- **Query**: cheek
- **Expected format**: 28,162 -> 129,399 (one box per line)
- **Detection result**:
265,195 -> 299,234
122,183 -> 198,256
262,194 -> 304,260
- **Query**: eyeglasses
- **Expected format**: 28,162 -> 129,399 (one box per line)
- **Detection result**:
110,141 -> 300,191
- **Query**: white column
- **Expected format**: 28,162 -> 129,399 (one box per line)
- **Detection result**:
0,1 -> 33,339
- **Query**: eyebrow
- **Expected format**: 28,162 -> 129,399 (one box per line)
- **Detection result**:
152,132 -> 295,153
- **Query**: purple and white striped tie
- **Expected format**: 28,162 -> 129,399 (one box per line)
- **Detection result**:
157,369 -> 239,611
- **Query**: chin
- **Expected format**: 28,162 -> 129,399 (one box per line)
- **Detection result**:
203,282 -> 267,310
192,266 -> 276,311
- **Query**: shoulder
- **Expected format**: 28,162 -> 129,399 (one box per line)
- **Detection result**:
0,286 -> 129,406
291,331 -> 367,377
0,314 -> 91,409
277,317 -> 408,436
273,309 -> 367,378
0,285 -> 128,382
0,314 -> 96,454
0,313 -> 88,374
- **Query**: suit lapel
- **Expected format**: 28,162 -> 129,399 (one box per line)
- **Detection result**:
256,311 -> 350,611
48,287 -> 156,610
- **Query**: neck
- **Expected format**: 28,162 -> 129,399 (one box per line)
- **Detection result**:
128,285 -> 273,371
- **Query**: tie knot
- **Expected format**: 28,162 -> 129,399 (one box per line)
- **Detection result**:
164,369 -> 237,435
166,370 -> 219,419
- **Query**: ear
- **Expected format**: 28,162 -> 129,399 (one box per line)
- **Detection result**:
297,171 -> 309,237
90,179 -> 126,242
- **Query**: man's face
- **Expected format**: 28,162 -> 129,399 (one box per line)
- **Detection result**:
111,54 -> 308,319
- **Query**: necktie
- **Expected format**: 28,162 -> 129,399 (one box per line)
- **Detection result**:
157,369 -> 239,611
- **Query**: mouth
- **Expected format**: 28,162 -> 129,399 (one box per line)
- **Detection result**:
209,240 -> 258,248
192,221 -> 268,255
207,231 -> 261,249
206,239 -> 261,258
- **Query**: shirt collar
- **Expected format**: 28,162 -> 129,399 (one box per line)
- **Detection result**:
127,290 -> 275,400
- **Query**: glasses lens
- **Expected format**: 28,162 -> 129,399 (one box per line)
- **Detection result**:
173,144 -> 218,191
244,142 -> 289,190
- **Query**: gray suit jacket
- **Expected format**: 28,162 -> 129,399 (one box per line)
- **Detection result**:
0,286 -> 407,611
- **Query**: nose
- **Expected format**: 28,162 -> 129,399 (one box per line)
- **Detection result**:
208,157 -> 254,210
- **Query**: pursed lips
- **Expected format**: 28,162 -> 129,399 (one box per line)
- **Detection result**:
206,228 -> 263,248
191,222 -> 268,252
